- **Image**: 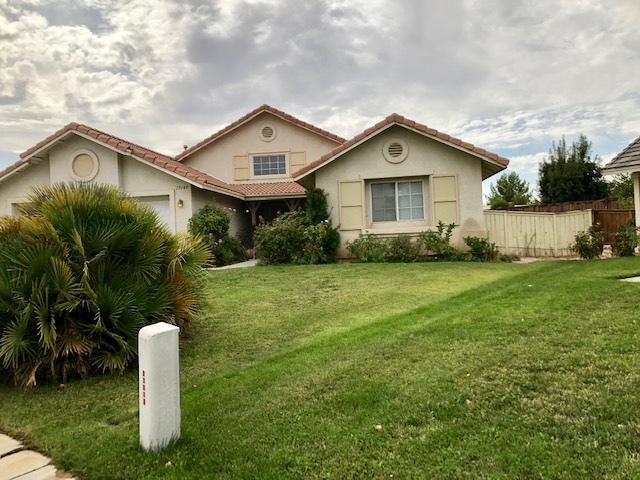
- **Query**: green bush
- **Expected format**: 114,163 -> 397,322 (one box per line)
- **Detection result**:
303,220 -> 341,264
498,253 -> 520,263
464,236 -> 499,262
188,204 -> 246,266
305,188 -> 331,225
571,225 -> 604,259
419,221 -> 460,260
613,221 -> 638,257
0,183 -> 210,387
253,213 -> 306,265
387,235 -> 422,262
346,234 -> 389,263
253,189 -> 340,265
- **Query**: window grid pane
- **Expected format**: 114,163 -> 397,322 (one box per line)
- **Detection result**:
253,155 -> 286,176
372,183 -> 397,222
372,180 -> 424,222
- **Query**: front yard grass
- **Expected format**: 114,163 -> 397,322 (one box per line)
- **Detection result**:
2,259 -> 640,478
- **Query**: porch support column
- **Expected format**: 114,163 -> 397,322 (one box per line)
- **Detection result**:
284,198 -> 302,212
246,201 -> 261,226
633,172 -> 640,228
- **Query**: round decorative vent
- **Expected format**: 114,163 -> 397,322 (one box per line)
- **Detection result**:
68,149 -> 99,181
383,138 -> 409,163
260,124 -> 276,142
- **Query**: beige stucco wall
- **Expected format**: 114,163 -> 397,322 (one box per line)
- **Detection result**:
49,136 -> 119,185
182,112 -> 340,182
120,155 -> 194,233
313,125 -> 487,256
0,160 -> 51,215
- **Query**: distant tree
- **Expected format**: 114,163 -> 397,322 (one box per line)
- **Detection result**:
486,172 -> 533,209
538,134 -> 608,203
608,173 -> 634,209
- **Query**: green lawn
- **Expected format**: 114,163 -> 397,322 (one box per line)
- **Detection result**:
2,259 -> 640,479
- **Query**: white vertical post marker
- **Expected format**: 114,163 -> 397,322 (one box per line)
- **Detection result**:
139,322 -> 181,452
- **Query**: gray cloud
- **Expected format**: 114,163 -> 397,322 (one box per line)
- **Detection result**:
0,0 -> 638,199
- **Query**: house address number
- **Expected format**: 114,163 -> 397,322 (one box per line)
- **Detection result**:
176,185 -> 189,190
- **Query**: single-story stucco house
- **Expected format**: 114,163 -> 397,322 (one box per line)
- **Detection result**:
0,105 -> 509,256
603,135 -> 640,223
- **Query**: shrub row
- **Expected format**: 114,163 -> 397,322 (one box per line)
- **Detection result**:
346,221 -> 517,263
572,221 -> 639,259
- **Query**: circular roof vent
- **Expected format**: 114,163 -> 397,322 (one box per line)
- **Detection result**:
68,149 -> 99,182
383,139 -> 408,163
260,124 -> 276,142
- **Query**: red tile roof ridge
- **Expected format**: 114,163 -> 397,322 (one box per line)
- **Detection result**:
20,122 -> 171,161
294,113 -> 510,178
174,104 -> 347,161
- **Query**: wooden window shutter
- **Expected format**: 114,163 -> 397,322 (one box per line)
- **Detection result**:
432,175 -> 459,224
289,151 -> 306,174
234,155 -> 249,181
339,180 -> 364,230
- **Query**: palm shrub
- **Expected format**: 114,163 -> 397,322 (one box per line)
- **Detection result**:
0,183 -> 209,387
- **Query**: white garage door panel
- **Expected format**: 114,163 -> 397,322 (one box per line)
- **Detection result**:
135,195 -> 172,230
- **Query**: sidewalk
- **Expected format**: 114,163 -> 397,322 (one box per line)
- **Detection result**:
0,434 -> 75,480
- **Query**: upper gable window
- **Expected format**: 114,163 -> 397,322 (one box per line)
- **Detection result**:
253,154 -> 286,176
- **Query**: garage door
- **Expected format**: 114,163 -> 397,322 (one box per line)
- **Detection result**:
135,195 -> 172,230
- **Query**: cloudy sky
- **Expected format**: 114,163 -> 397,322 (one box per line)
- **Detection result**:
1,0 -> 639,199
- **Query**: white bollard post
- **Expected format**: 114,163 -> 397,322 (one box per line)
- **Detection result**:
139,322 -> 181,452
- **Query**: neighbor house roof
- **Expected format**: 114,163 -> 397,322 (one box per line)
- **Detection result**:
603,136 -> 640,175
174,104 -> 347,161
293,113 -> 510,181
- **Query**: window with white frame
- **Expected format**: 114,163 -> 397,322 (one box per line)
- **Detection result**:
253,154 -> 286,176
371,180 -> 424,222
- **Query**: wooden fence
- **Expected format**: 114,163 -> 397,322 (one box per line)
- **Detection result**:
508,199 -> 622,213
485,210 -> 592,257
485,209 -> 636,257
593,210 -> 635,244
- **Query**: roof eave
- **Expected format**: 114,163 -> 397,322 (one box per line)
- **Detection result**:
243,192 -> 307,201
603,164 -> 640,176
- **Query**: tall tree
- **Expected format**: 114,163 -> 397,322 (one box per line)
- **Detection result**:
607,173 -> 634,209
538,134 -> 608,203
486,172 -> 533,209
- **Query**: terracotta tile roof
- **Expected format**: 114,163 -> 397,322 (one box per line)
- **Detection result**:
174,104 -> 347,161
233,182 -> 307,197
603,136 -> 640,173
20,122 -> 170,161
294,113 -> 510,179
7,122 -> 247,198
